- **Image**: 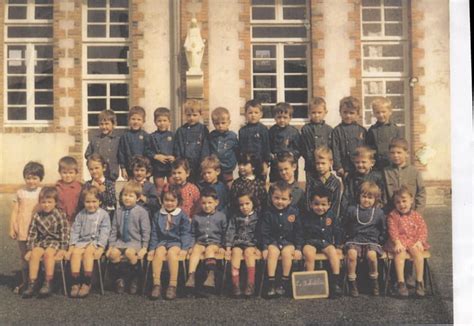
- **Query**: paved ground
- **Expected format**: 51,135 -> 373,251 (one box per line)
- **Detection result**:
0,194 -> 453,325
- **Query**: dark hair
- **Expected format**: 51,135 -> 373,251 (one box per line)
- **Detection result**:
58,156 -> 79,172
128,106 -> 146,121
200,186 -> 219,200
161,186 -> 183,206
171,158 -> 190,173
339,96 -> 361,114
236,189 -> 258,209
98,109 -> 117,125
309,187 -> 332,203
87,153 -> 107,168
389,137 -> 409,152
244,99 -> 262,112
39,186 -> 59,203
272,102 -> 293,117
130,155 -> 152,174
276,151 -> 297,166
81,185 -> 101,202
237,152 -> 262,177
23,161 -> 45,181
392,185 -> 413,202
269,180 -> 293,197
310,97 -> 327,110
153,107 -> 171,120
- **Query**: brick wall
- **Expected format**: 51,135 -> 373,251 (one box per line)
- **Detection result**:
238,0 -> 251,115
348,0 -> 362,103
0,4 -> 4,132
311,1 -> 325,98
131,0 -> 145,106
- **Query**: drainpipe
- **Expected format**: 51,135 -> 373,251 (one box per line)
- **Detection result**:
170,0 -> 181,129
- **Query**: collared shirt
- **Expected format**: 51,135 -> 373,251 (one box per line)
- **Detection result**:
174,122 -> 210,171
367,121 -> 402,169
149,208 -> 193,250
118,129 -> 150,171
261,205 -> 302,250
192,210 -> 229,247
341,170 -> 385,214
26,208 -> 70,251
109,205 -> 151,250
198,181 -> 228,213
209,130 -> 238,173
145,130 -> 175,174
70,207 -> 111,248
268,124 -> 301,160
301,121 -> 333,171
303,210 -> 342,247
230,176 -> 267,215
331,122 -> 367,172
306,172 -> 343,218
226,211 -> 259,247
238,122 -> 271,163
85,131 -> 120,180
56,180 -> 82,223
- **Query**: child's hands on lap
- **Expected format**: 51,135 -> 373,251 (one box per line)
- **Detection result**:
167,155 -> 175,163
56,249 -> 66,260
294,250 -> 302,260
94,247 -> 104,259
137,247 -> 147,259
336,168 -> 345,178
225,247 -> 232,260
147,249 -> 155,260
413,241 -> 424,252
24,251 -> 31,261
394,240 -> 405,254
65,246 -> 75,260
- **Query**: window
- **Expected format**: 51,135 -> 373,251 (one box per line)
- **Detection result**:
251,0 -> 311,121
4,0 -> 53,125
83,0 -> 130,135
361,0 -> 410,136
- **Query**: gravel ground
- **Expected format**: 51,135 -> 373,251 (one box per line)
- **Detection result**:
0,194 -> 453,325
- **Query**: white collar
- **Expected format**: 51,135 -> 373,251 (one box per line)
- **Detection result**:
160,207 -> 182,216
244,175 -> 255,181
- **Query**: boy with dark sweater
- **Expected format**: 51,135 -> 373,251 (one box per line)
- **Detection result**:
129,156 -> 159,218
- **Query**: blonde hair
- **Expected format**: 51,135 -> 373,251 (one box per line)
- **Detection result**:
121,181 -> 142,198
359,181 -> 381,206
314,146 -> 333,161
371,97 -> 392,112
184,99 -> 202,114
211,107 -> 230,121
310,97 -> 327,111
200,155 -> 221,172
392,185 -> 413,202
128,106 -> 146,121
389,138 -> 409,152
352,146 -> 376,162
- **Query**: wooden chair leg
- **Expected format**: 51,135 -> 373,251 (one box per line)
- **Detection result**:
97,258 -> 105,295
384,259 -> 392,296
142,260 -> 148,295
60,260 -> 67,297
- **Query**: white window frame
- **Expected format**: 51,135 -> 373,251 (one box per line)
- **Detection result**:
83,0 -> 130,42
360,0 -> 408,41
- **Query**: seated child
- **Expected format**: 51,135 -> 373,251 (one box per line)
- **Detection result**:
174,99 -> 210,182
366,97 -> 402,170
261,181 -> 302,297
226,190 -> 260,297
56,156 -> 82,223
9,161 -> 44,294
268,102 -> 301,182
107,182 -> 151,294
276,151 -> 305,212
118,106 -> 150,180
305,146 -> 343,218
83,154 -> 116,218
85,109 -> 120,181
303,187 -> 343,298
383,138 -> 426,214
67,186 -> 111,298
130,155 -> 160,217
238,99 -> 271,181
385,186 -> 430,298
209,107 -> 238,188
344,181 -> 386,297
230,152 -> 267,215
148,189 -> 193,300
198,155 -> 228,213
145,107 -> 175,195
301,97 -> 333,177
331,96 -> 367,177
341,146 -> 385,215
165,158 -> 200,218
185,187 -> 230,289
22,187 -> 70,298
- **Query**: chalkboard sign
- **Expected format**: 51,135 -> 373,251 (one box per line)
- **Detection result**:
292,270 -> 329,299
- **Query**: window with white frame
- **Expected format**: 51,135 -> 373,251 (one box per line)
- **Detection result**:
251,0 -> 310,122
4,0 -> 53,125
84,0 -> 130,136
361,0 -> 410,137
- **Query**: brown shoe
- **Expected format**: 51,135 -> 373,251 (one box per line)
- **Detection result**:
232,284 -> 242,297
415,281 -> 425,297
165,286 -> 177,300
203,270 -> 216,288
397,282 -> 409,297
70,284 -> 80,298
371,278 -> 380,296
150,284 -> 161,300
115,278 -> 125,294
348,280 -> 359,297
38,280 -> 53,298
185,272 -> 196,288
78,284 -> 91,298
244,283 -> 255,297
22,280 -> 36,299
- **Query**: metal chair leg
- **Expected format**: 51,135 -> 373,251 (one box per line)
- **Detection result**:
425,259 -> 434,295
384,259 -> 392,296
259,260 -> 267,297
97,258 -> 105,295
220,260 -> 228,295
60,260 -> 67,297
141,260 -> 147,295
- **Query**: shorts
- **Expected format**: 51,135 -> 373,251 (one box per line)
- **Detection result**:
233,243 -> 257,250
345,242 -> 384,257
304,241 -> 332,251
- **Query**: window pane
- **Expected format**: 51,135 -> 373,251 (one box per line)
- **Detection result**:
8,107 -> 27,120
110,83 -> 129,96
88,98 -> 107,111
110,98 -> 129,111
254,90 -> 277,103
252,7 -> 275,20
384,0 -> 401,6
387,96 -> 403,109
362,0 -> 380,5
362,23 -> 382,37
88,84 -> 107,96
35,0 -> 53,4
111,0 -> 129,8
35,91 -> 53,104
8,26 -> 53,38
35,60 -> 53,74
253,60 -> 276,73
391,110 -> 404,124
35,6 -> 53,19
262,105 -> 273,119
36,45 -> 53,58
252,0 -> 274,4
252,26 -> 307,38
88,10 -> 106,22
285,90 -> 307,103
284,45 -> 306,58
282,0 -> 306,4
110,25 -> 129,38
363,81 -> 384,95
284,75 -> 307,88
7,62 -> 26,74
362,9 -> 381,21
8,91 -> 27,104
116,113 -> 129,126
8,6 -> 27,19
385,8 -> 402,21
35,107 -> 53,120
8,76 -> 26,89
284,60 -> 307,73
88,46 -> 129,59
88,0 -> 106,8
35,76 -> 53,89
253,45 -> 276,58
9,0 -> 27,4
88,114 -> 99,126
110,10 -> 129,22
292,105 -> 308,118
253,75 -> 277,88
87,25 -> 106,38
283,7 -> 306,20
88,62 -> 129,74
385,23 -> 403,36
364,110 -> 374,125
363,44 -> 403,57
364,59 -> 403,73
386,80 -> 404,93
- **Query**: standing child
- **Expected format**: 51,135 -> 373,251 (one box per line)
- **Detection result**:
83,154 -> 116,218
385,186 -> 429,297
174,99 -> 210,182
344,182 -> 386,297
209,107 -> 238,188
305,146 -> 343,219
85,109 -> 120,181
303,187 -> 343,298
331,96 -> 367,177
130,155 -> 159,218
198,155 -> 228,213
301,97 -> 333,177
268,102 -> 301,182
226,190 -> 260,297
22,187 -> 69,298
107,182 -> 151,294
118,106 -> 150,180
9,161 -> 44,294
383,138 -> 426,214
276,152 -> 305,212
230,152 -> 267,215
145,107 -> 175,195
185,188 -> 230,290
56,156 -> 82,223
238,99 -> 271,181
261,181 -> 302,297
148,189 -> 193,300
341,146 -> 385,215
67,186 -> 111,298
366,97 -> 402,170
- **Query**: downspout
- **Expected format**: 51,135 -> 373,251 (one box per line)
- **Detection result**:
170,0 -> 181,129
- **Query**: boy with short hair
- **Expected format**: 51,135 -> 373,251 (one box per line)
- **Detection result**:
301,97 -> 333,176
85,109 -> 120,181
145,107 -> 175,195
331,96 -> 367,177
198,155 -> 228,213
268,102 -> 301,182
238,99 -> 271,181
276,151 -> 305,212
174,99 -> 210,182
129,155 -> 159,217
366,97 -> 402,170
209,107 -> 238,188
383,138 -> 426,214
56,156 -> 82,223
118,106 -> 150,180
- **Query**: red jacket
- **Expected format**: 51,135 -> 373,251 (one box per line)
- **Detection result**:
56,180 -> 82,223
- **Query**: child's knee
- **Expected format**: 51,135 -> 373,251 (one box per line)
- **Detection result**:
366,250 -> 377,262
44,248 -> 56,258
347,249 -> 358,261
243,248 -> 255,258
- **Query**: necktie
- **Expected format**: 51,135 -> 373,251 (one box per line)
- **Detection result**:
165,213 -> 173,231
122,209 -> 131,242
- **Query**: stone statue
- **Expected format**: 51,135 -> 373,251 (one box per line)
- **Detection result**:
184,18 -> 205,74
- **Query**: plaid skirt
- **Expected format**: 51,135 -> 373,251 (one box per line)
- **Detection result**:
344,242 -> 384,257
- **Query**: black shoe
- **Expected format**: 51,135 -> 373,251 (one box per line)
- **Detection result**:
150,284 -> 161,300
244,283 -> 255,297
129,277 -> 139,295
396,282 -> 409,298
232,284 -> 242,297
22,281 -> 36,299
115,278 -> 125,294
275,284 -> 285,296
348,280 -> 359,297
371,278 -> 380,296
267,283 -> 277,298
38,280 -> 53,298
329,274 -> 342,298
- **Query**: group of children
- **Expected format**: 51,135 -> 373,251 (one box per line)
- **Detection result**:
9,95 -> 430,301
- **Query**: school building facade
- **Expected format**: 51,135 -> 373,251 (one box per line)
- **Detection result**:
0,0 -> 450,205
